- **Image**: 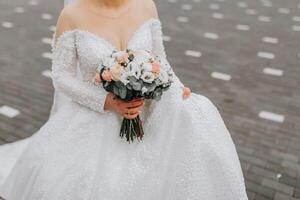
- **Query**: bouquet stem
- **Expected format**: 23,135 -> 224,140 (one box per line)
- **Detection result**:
120,115 -> 144,143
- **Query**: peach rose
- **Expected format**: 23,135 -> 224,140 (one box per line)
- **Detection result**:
182,86 -> 191,100
117,53 -> 129,64
102,70 -> 112,82
151,62 -> 160,74
94,73 -> 101,85
110,64 -> 123,81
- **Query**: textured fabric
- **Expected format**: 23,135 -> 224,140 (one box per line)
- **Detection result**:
0,18 -> 248,200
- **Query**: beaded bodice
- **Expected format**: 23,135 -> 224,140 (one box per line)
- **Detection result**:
51,18 -> 183,114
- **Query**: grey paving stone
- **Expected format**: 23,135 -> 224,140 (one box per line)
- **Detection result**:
255,194 -> 272,200
271,149 -> 299,163
250,166 -> 279,181
279,175 -> 300,189
274,192 -> 300,200
246,179 -> 275,199
294,188 -> 300,199
262,179 -> 294,196
282,161 -> 300,173
247,189 -> 256,200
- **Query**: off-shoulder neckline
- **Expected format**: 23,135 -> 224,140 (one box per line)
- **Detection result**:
53,18 -> 161,52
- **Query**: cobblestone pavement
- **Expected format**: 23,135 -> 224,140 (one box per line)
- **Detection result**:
0,0 -> 300,199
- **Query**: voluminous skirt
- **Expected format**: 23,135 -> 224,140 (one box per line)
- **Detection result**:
0,86 -> 248,200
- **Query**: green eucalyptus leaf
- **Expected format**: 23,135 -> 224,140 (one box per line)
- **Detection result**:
113,85 -> 120,96
119,87 -> 127,99
132,82 -> 142,90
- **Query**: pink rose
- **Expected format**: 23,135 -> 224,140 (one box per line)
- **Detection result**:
102,70 -> 112,82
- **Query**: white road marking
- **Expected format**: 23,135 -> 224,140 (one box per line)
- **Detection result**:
257,52 -> 275,59
1,21 -> 14,28
177,16 -> 189,22
246,9 -> 257,15
211,72 -> 231,81
263,2 -> 272,7
209,3 -> 220,10
261,0 -> 272,7
204,32 -> 219,40
236,24 -> 250,31
41,13 -> 53,20
212,12 -> 224,19
14,7 -> 25,13
181,4 -> 192,10
258,16 -> 271,22
237,2 -> 248,8
262,37 -> 278,44
42,70 -> 52,78
42,52 -> 52,59
29,0 -> 38,5
185,50 -> 202,58
292,25 -> 300,31
263,68 -> 283,76
49,26 -> 56,32
278,8 -> 290,14
259,111 -> 285,123
41,37 -> 52,45
0,106 -> 20,118
292,16 -> 300,22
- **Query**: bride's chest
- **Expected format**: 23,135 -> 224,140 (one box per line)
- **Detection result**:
74,28 -> 153,80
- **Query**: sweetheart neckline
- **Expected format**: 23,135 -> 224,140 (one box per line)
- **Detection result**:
53,18 -> 160,52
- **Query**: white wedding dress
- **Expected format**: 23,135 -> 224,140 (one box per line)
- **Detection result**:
0,18 -> 248,200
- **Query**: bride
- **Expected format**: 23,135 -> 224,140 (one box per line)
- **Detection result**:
0,0 -> 248,199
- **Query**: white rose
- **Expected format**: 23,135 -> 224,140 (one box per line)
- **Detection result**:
120,70 -> 135,85
128,62 -> 141,79
141,71 -> 155,83
141,63 -> 152,72
158,70 -> 169,84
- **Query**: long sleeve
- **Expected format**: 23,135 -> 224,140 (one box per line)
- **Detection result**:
151,20 -> 184,88
51,32 -> 109,114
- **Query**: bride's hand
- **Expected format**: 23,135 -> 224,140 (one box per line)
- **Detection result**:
104,93 -> 145,119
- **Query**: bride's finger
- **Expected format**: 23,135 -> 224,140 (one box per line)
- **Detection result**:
124,100 -> 144,108
126,102 -> 145,109
129,107 -> 142,114
122,108 -> 140,117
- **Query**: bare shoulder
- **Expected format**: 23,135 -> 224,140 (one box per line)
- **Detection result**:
55,4 -> 80,39
143,0 -> 159,19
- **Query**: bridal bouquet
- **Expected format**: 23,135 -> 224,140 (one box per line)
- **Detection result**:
94,49 -> 173,143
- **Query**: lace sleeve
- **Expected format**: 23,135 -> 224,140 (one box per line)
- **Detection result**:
151,20 -> 184,88
51,32 -> 109,113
